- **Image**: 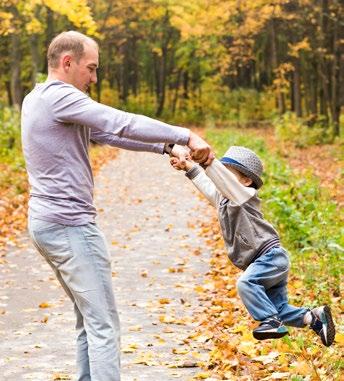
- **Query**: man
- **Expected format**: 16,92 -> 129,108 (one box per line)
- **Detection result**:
21,31 -> 214,381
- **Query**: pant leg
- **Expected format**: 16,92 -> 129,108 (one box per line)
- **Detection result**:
29,217 -> 121,381
266,282 -> 308,328
28,222 -> 91,381
74,303 -> 92,381
236,247 -> 290,322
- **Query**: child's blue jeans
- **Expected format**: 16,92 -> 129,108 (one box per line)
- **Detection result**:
237,246 -> 308,327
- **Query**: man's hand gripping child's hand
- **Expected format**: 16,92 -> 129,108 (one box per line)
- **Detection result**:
170,156 -> 194,171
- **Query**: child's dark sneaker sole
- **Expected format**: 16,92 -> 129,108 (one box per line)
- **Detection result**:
322,305 -> 336,347
253,329 -> 289,340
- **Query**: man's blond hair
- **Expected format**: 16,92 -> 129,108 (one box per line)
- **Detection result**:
47,31 -> 98,69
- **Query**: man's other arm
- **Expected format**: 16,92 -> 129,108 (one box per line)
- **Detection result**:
90,130 -> 164,154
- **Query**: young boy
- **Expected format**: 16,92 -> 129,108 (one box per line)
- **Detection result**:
170,145 -> 336,346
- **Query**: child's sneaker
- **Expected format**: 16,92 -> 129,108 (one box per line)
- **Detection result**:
310,305 -> 335,347
253,316 -> 289,340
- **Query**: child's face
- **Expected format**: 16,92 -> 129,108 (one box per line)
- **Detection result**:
226,166 -> 253,187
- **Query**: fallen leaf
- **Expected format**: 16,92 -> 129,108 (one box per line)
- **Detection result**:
122,343 -> 139,353
159,298 -> 170,305
53,374 -> 71,380
128,325 -> 142,332
39,302 -> 52,309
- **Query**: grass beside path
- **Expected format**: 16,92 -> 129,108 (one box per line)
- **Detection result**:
190,127 -> 343,380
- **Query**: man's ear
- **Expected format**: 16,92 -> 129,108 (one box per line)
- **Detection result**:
62,55 -> 72,71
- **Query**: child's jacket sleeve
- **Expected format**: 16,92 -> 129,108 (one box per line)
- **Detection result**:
185,159 -> 255,207
185,166 -> 221,208
205,159 -> 255,205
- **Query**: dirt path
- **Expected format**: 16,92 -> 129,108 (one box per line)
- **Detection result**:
0,150 -> 213,380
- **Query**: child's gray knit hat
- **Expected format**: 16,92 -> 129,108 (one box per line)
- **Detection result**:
220,146 -> 263,189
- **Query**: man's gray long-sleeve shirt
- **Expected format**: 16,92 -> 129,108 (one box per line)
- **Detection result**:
21,80 -> 190,225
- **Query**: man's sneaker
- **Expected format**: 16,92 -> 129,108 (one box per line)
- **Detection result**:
253,317 -> 289,340
310,305 -> 336,347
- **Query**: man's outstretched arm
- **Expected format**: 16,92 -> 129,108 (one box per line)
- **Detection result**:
47,82 -> 214,165
90,130 -> 165,154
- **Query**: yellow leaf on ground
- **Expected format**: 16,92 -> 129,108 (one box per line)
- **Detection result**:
53,374 -> 71,380
128,325 -> 142,332
122,343 -> 139,353
39,302 -> 52,309
261,372 -> 290,380
159,315 -> 176,324
159,298 -> 170,304
335,332 -> 344,345
133,351 -> 159,366
253,351 -> 279,364
194,372 -> 210,379
172,347 -> 190,354
194,285 -> 204,293
290,360 -> 313,376
238,341 -> 258,357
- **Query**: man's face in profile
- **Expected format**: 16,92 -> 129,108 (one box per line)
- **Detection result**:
68,43 -> 99,93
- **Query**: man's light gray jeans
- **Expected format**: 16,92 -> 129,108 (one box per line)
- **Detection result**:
28,216 -> 121,381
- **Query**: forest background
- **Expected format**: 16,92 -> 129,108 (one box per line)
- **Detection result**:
0,0 -> 343,379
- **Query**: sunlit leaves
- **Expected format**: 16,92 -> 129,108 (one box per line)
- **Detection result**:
0,0 -> 97,37
44,0 -> 98,36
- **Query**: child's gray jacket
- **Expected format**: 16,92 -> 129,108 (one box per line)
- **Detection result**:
186,159 -> 280,270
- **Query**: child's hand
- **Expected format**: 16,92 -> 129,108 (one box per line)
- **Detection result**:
170,157 -> 194,171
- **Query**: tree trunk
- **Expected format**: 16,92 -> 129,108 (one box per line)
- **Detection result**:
269,19 -> 285,114
318,0 -> 330,123
30,34 -> 40,85
293,58 -> 302,117
131,37 -> 138,96
310,60 -> 318,116
183,71 -> 189,100
330,6 -> 341,136
156,47 -> 167,117
43,9 -> 55,73
5,81 -> 13,106
120,43 -> 129,103
171,69 -> 182,115
10,32 -> 23,107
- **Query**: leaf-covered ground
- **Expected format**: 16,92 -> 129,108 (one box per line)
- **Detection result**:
190,127 -> 343,380
191,217 -> 343,380
0,128 -> 343,380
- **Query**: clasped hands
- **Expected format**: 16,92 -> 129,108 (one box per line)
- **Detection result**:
170,131 -> 214,170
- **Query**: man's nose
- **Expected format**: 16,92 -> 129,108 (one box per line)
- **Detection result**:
91,72 -> 97,84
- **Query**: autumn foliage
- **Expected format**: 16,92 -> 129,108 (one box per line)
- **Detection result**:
0,0 -> 342,133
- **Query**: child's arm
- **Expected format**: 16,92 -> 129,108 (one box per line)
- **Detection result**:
205,159 -> 255,205
170,157 -> 221,208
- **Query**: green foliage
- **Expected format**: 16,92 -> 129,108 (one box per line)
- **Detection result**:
206,127 -> 343,302
36,72 -> 48,83
169,85 -> 276,126
0,104 -> 22,163
0,104 -> 26,194
103,77 -> 277,126
274,112 -> 335,147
